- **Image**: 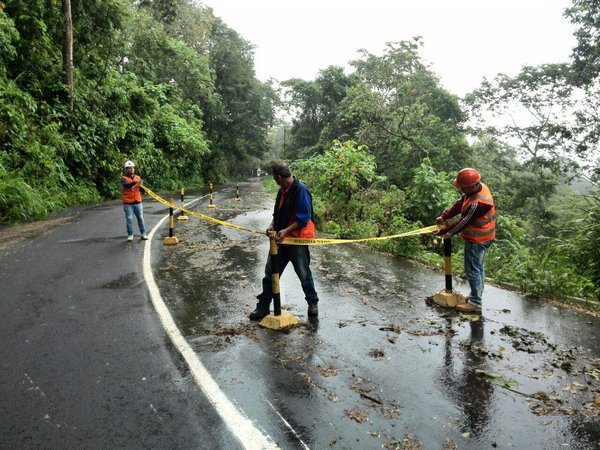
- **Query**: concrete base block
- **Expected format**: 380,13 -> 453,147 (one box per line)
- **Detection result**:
163,236 -> 179,245
433,290 -> 468,308
259,312 -> 300,330
177,215 -> 189,221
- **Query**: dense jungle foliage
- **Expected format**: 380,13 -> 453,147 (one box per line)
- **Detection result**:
276,2 -> 600,302
0,0 -> 275,222
2,0 -> 599,303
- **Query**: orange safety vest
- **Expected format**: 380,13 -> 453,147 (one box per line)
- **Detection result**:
121,175 -> 143,204
460,182 -> 495,243
277,186 -> 316,239
289,217 -> 315,239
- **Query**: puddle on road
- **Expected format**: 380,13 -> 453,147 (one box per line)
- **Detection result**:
155,180 -> 600,449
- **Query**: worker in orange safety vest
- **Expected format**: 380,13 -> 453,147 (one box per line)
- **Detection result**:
121,160 -> 147,242
436,168 -> 495,314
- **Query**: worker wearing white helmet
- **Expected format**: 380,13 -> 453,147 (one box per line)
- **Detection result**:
121,160 -> 147,242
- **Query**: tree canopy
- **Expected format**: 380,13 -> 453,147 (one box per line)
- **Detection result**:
0,0 -> 275,222
276,10 -> 600,302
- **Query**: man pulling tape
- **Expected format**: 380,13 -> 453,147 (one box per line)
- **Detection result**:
250,162 -> 320,321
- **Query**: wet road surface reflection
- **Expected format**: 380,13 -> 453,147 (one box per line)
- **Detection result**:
155,179 -> 600,449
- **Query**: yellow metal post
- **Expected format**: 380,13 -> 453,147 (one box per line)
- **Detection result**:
163,198 -> 179,245
208,182 -> 216,208
259,231 -> 299,329
177,187 -> 189,221
432,237 -> 466,307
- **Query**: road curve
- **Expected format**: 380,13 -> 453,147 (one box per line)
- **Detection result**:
0,198 -> 242,449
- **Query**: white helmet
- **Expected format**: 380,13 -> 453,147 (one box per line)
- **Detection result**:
124,160 -> 135,168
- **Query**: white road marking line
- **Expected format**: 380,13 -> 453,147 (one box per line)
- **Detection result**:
143,195 -> 278,450
24,372 -> 46,398
150,403 -> 162,421
263,396 -> 310,450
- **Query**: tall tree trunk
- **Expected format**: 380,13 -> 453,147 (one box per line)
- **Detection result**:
62,0 -> 74,112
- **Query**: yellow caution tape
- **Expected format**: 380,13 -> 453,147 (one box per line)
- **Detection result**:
143,186 -> 439,245
281,225 -> 440,245
143,186 -> 264,236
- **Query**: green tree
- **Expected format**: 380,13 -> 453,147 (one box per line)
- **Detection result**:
205,17 -> 275,180
345,39 -> 470,186
0,0 -> 274,222
282,40 -> 470,187
404,158 -> 455,225
282,66 -> 357,158
565,0 -> 600,86
465,64 -> 578,228
292,140 -> 376,207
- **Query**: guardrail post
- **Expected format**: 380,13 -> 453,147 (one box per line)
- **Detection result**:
269,231 -> 282,316
163,198 -> 179,245
208,182 -> 216,208
444,238 -> 452,292
259,231 -> 299,330
431,237 -> 466,308
177,187 -> 189,221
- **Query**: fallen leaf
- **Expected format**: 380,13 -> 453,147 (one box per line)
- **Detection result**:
369,348 -> 385,358
383,434 -> 422,450
442,438 -> 458,450
315,366 -> 339,377
475,369 -> 519,388
345,408 -> 368,423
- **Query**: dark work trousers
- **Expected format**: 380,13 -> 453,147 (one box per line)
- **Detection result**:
256,244 -> 319,309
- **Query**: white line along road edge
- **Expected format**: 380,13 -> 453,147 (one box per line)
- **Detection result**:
142,195 -> 278,450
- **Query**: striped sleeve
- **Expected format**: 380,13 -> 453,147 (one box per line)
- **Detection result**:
444,202 -> 479,236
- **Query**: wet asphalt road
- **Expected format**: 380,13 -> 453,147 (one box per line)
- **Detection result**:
0,197 -> 241,449
1,178 -> 599,450
157,178 -> 600,450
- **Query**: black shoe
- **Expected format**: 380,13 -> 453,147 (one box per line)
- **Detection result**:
308,304 -> 318,317
249,307 -> 270,321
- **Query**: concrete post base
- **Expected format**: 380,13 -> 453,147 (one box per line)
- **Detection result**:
259,312 -> 300,330
432,290 -> 468,308
163,236 -> 179,245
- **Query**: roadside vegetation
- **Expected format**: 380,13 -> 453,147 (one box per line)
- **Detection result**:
2,0 -> 598,304
271,3 -> 600,304
0,0 -> 275,222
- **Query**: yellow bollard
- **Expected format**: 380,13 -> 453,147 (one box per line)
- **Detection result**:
163,198 -> 179,245
235,183 -> 241,202
177,187 -> 189,221
208,182 -> 216,208
432,237 -> 466,307
259,231 -> 300,330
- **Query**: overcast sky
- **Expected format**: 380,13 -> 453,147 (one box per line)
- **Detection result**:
201,0 -> 576,97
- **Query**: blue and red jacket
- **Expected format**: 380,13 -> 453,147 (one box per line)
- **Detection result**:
273,178 -> 316,239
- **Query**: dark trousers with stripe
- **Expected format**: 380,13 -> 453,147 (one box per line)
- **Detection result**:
256,245 -> 319,309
